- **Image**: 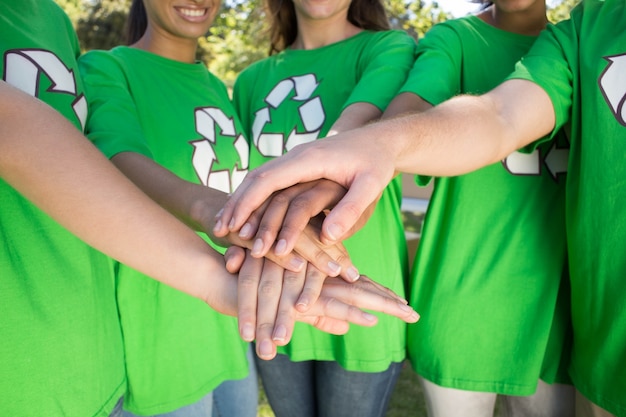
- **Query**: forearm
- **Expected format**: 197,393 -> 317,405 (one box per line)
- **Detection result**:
111,152 -> 230,244
327,102 -> 382,136
381,80 -> 555,176
0,81 -> 234,304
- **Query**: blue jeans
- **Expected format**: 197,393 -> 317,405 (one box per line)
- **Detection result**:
110,397 -> 124,417
123,394 -> 212,417
212,345 -> 259,417
255,352 -> 402,417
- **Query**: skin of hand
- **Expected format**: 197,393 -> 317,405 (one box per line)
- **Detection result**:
231,179 -> 379,263
111,151 -> 356,280
215,79 -> 555,245
226,247 -> 418,360
0,82 -> 418,350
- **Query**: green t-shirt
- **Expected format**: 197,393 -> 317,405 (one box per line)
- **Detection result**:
79,47 -> 249,415
233,30 -> 415,372
401,16 -> 570,395
0,1 -> 126,416
508,0 -> 626,413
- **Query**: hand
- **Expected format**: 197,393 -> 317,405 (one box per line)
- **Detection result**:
229,248 -> 418,360
214,129 -> 396,245
215,182 -> 361,282
232,181 -> 369,281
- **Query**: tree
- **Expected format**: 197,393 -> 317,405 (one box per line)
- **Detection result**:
206,0 -> 269,88
386,0 -> 450,39
74,0 -> 131,50
56,0 -> 580,84
547,0 -> 581,23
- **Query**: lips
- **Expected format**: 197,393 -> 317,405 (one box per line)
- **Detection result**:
175,6 -> 209,20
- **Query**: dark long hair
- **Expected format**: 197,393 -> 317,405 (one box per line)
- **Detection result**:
126,0 -> 148,45
265,0 -> 390,54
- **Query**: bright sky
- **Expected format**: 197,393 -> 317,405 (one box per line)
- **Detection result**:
437,0 -> 482,17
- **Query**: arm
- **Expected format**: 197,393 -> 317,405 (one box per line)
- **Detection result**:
0,80 -> 232,306
0,81 -> 419,345
77,49 -> 356,280
215,79 -> 556,244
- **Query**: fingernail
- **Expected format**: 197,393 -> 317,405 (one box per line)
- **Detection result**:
290,256 -> 305,271
326,223 -> 343,242
327,261 -> 341,275
296,296 -> 309,310
252,239 -> 264,256
275,239 -> 287,255
241,324 -> 254,342
239,223 -> 252,239
272,325 -> 287,342
346,267 -> 360,282
399,302 -> 414,313
214,219 -> 222,231
259,340 -> 274,359
362,312 -> 377,322
228,218 -> 236,230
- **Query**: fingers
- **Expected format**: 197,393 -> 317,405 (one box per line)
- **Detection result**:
213,164 -> 296,238
253,260 -> 284,361
301,295 -> 379,328
226,231 -> 306,273
294,264 -> 326,313
295,225 -> 359,282
355,275 -> 409,304
273,180 -> 347,257
237,251 -> 263,343
317,277 -> 420,323
320,175 -> 385,245
267,267 -> 308,347
224,246 -> 245,273
235,198 -> 271,242
247,185 -> 314,258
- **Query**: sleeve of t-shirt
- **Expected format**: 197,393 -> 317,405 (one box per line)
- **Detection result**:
342,30 -> 417,111
78,50 -> 154,159
399,22 -> 463,106
506,16 -> 577,148
232,63 -> 258,140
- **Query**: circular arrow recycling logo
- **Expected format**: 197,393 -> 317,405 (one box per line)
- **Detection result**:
4,48 -> 87,130
251,74 -> 326,157
190,107 -> 249,194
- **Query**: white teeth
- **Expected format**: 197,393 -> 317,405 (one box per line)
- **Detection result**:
179,8 -> 206,17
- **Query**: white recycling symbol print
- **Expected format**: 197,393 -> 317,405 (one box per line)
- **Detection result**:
3,48 -> 87,130
502,142 -> 568,180
599,53 -> 626,127
252,74 -> 325,157
190,107 -> 249,194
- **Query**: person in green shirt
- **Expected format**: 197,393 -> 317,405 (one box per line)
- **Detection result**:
0,2 -> 419,416
216,0 -> 626,415
80,0 -> 417,415
230,0 -> 415,416
381,0 -> 573,415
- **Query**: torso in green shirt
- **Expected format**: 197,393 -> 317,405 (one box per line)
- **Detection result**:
509,0 -> 626,413
403,16 -> 570,395
0,1 -> 125,416
79,47 -> 249,415
233,30 -> 415,372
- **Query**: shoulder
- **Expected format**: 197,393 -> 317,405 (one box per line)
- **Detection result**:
235,55 -> 274,85
360,30 -> 416,48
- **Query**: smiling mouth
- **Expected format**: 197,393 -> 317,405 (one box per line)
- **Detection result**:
177,7 -> 208,18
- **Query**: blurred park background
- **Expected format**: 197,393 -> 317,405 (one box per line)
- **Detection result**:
54,1 -> 579,415
56,0 -> 578,90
